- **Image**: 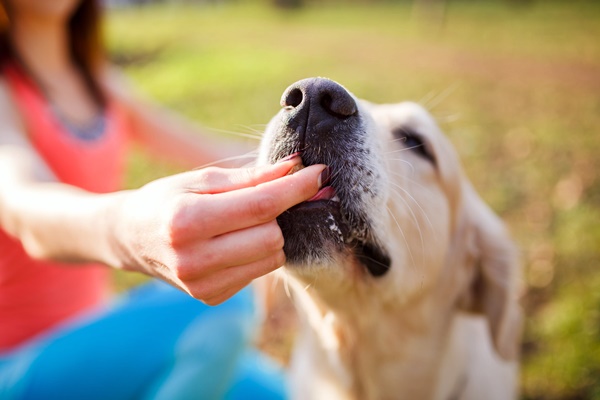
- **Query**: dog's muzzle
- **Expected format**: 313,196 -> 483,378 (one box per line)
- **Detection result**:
266,78 -> 391,277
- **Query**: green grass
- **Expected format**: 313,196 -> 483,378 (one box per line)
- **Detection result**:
105,2 -> 600,398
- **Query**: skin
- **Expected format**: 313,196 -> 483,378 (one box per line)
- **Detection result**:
0,0 -> 326,305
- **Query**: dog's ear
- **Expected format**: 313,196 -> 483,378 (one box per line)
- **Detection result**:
457,187 -> 523,361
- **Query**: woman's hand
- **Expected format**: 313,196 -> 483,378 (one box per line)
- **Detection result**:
109,156 -> 325,305
0,123 -> 322,306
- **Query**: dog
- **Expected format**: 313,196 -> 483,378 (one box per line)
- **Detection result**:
256,78 -> 523,400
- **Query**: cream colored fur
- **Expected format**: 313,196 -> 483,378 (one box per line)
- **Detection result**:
258,100 -> 522,400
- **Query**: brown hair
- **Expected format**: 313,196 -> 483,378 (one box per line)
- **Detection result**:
0,0 -> 105,104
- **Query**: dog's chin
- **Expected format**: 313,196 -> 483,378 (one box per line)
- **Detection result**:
277,199 -> 347,267
277,200 -> 391,278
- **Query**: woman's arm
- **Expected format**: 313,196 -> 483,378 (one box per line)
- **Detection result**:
0,81 -> 326,305
103,67 -> 254,170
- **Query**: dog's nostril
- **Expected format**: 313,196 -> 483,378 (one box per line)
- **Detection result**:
320,94 -> 333,114
284,88 -> 303,108
320,88 -> 357,119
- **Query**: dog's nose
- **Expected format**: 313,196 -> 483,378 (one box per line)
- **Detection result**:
280,78 -> 357,137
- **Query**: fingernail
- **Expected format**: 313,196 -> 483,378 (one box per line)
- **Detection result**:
318,166 -> 331,188
277,152 -> 301,164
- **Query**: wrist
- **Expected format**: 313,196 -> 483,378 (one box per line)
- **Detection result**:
96,190 -> 136,270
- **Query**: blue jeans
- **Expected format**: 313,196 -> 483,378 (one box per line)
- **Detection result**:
0,281 -> 287,400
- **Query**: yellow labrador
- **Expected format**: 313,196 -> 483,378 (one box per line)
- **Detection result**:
256,78 -> 522,400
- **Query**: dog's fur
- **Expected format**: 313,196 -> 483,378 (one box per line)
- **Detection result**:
256,78 -> 522,400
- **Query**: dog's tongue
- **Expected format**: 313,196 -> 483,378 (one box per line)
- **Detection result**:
307,186 -> 336,202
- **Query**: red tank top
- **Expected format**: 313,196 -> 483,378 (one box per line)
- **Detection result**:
0,63 -> 129,352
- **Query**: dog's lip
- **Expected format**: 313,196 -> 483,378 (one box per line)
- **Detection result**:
307,186 -> 338,202
290,199 -> 338,212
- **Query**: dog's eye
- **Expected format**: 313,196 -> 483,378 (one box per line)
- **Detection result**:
393,129 -> 436,164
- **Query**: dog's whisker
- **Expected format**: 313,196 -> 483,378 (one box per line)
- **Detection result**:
304,273 -> 319,294
431,112 -> 462,124
388,187 -> 426,264
206,126 -> 263,141
418,89 -> 439,109
329,170 -> 343,188
388,182 -> 434,230
281,270 -> 293,300
386,205 -> 416,269
389,182 -> 436,236
387,186 -> 424,233
383,145 -> 425,155
234,124 -> 267,135
386,136 -> 409,144
192,151 -> 258,170
422,82 -> 461,111
387,158 -> 416,176
387,170 -> 432,193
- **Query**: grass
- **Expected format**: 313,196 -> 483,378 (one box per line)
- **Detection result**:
105,2 -> 600,398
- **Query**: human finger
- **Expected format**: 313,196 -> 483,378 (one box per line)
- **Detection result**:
179,155 -> 303,195
186,251 -> 285,303
201,280 -> 252,306
177,220 -> 284,275
192,164 -> 327,236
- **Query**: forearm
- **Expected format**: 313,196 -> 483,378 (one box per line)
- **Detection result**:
0,183 -> 121,265
0,168 -> 125,267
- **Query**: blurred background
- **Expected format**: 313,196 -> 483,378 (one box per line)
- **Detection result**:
104,0 -> 600,399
